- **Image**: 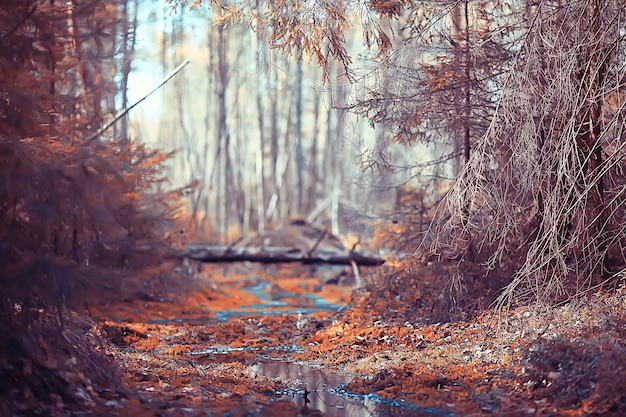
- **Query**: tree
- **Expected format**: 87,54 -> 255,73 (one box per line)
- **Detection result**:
118,0 -> 139,144
0,1 -> 183,412
153,1 -> 367,239
180,0 -> 626,305
351,2 -> 514,193
434,0 -> 626,306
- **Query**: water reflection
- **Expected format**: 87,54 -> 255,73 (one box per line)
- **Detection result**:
243,280 -> 346,313
146,277 -> 347,325
252,361 -> 455,417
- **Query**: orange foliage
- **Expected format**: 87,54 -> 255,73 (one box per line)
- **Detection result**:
194,0 -> 393,82
0,1 -> 185,414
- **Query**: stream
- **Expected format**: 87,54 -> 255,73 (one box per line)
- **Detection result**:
229,279 -> 345,315
177,273 -> 454,416
251,361 -> 454,416
147,269 -> 349,324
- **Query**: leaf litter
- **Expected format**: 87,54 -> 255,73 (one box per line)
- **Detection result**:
80,259 -> 626,416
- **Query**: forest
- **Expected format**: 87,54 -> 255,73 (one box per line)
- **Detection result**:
2,0 -> 626,416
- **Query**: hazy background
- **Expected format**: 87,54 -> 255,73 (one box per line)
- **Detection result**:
121,1 -> 445,243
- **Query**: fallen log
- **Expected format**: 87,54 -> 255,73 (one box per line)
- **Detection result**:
183,244 -> 385,266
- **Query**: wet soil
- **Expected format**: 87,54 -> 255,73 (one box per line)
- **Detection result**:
90,260 -> 626,416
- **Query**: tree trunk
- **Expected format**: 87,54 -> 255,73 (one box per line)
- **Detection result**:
295,58 -> 304,214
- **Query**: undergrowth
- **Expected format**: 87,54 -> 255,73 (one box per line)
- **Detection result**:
0,1 -> 187,414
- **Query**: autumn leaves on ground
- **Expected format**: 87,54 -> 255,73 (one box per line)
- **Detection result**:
8,221 -> 626,417
4,1 -> 626,416
58,244 -> 626,417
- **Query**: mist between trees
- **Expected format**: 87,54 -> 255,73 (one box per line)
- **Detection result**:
129,1 -> 444,243
154,0 -> 626,306
1,0 -> 625,339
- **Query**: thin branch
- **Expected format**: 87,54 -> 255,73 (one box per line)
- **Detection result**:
88,59 -> 191,142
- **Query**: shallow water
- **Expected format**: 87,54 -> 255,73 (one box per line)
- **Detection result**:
147,276 -> 348,324
242,279 -> 346,312
137,267 -> 456,416
252,361 -> 455,417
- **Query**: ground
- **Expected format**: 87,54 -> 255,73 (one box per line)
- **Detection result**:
74,257 -> 626,417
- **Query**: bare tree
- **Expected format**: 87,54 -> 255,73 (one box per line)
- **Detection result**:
295,58 -> 304,214
119,0 -> 138,144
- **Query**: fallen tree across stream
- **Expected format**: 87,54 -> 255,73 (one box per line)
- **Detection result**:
183,244 -> 385,266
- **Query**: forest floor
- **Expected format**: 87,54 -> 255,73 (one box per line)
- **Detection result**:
85,259 -> 626,417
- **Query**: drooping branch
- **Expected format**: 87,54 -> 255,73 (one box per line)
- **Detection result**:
176,0 -> 394,82
428,1 -> 626,306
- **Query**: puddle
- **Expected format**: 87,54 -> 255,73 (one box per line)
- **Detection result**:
147,277 -> 348,324
186,344 -> 306,355
253,361 -> 455,417
242,280 -> 346,313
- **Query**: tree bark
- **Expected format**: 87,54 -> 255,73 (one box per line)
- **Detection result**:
184,244 -> 385,266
